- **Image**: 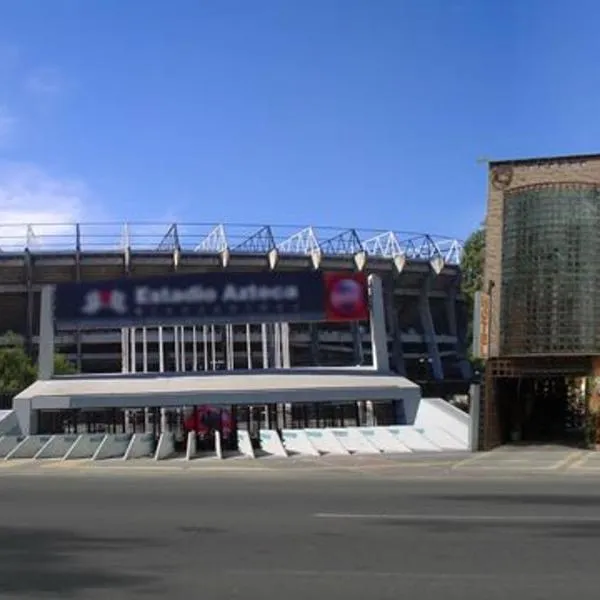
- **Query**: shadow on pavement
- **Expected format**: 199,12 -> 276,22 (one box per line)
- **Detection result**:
0,526 -> 160,597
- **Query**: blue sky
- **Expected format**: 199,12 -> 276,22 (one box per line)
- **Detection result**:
1,0 -> 599,247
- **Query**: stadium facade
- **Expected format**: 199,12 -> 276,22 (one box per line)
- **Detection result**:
483,153 -> 600,448
0,222 -> 471,405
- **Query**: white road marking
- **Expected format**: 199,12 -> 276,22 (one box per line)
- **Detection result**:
313,512 -> 600,523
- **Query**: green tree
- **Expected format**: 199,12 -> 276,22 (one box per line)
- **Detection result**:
54,353 -> 77,375
461,225 -> 485,306
461,225 -> 486,355
0,333 -> 77,395
0,344 -> 36,394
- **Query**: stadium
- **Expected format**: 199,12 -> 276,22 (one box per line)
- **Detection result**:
0,221 -> 473,458
0,221 -> 469,387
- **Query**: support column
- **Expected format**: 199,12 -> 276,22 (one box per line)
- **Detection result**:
245,323 -> 253,369
174,326 -> 180,372
158,326 -> 165,372
418,275 -> 443,380
281,322 -> 291,368
368,274 -> 389,372
202,325 -> 209,371
180,326 -> 186,372
38,285 -> 55,380
121,329 -> 129,373
192,326 -> 198,371
384,277 -> 406,376
129,327 -> 137,373
469,382 -> 481,452
261,323 -> 269,369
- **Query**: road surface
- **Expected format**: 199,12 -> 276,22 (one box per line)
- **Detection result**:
0,469 -> 599,599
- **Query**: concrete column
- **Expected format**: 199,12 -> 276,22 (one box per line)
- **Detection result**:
246,323 -> 253,369
129,327 -> 137,373
418,275 -> 443,380
121,329 -> 130,373
469,382 -> 481,452
158,326 -> 165,372
180,326 -> 186,372
384,278 -> 406,375
261,323 -> 269,368
192,326 -> 198,371
202,325 -> 209,371
368,274 -> 389,372
38,285 -> 55,381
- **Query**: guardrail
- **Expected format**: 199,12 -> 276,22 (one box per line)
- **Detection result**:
0,222 -> 463,264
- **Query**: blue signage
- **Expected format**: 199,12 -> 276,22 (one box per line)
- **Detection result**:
53,271 -> 367,329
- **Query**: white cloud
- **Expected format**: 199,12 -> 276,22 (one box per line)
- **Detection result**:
25,67 -> 63,97
0,163 -> 89,250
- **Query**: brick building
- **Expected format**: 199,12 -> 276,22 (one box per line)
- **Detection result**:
483,153 -> 600,448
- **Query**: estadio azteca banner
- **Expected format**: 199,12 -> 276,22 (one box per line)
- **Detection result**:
53,271 -> 369,329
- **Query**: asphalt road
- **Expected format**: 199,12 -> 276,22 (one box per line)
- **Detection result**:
1,471 -> 600,599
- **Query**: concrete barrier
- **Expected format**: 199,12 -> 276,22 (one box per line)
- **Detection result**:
185,431 -> 197,460
92,434 -> 132,460
359,427 -> 412,453
258,430 -> 288,457
154,432 -> 175,460
281,429 -> 319,456
124,433 -> 156,460
330,428 -> 380,455
0,411 -> 21,436
305,429 -> 349,455
237,430 -> 255,458
6,435 -> 52,460
0,436 -> 24,458
34,435 -> 79,459
215,431 -> 223,459
388,426 -> 441,451
63,434 -> 107,460
415,398 -> 469,449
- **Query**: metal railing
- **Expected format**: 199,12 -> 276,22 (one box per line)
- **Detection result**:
0,222 -> 464,264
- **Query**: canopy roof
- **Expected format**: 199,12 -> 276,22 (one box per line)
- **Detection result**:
15,367 -> 420,410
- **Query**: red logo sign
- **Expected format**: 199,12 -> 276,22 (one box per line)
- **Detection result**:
323,273 -> 369,322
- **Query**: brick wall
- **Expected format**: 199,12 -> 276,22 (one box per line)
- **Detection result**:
485,154 -> 600,357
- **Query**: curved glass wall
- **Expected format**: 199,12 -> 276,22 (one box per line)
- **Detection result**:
501,183 -> 600,355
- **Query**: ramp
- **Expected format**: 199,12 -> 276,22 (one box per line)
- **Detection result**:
388,426 -> 442,451
92,434 -> 132,460
415,398 -> 469,449
154,432 -> 175,460
237,430 -> 256,459
0,411 -> 21,436
359,427 -> 412,453
6,435 -> 52,459
124,433 -> 156,460
0,436 -> 24,458
63,434 -> 106,460
330,428 -> 380,455
305,429 -> 349,455
281,429 -> 319,456
260,430 -> 288,457
34,435 -> 79,459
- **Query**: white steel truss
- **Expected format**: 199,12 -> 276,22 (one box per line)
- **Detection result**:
0,222 -> 464,265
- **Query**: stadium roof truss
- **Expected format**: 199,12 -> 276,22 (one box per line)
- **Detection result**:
0,222 -> 463,273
